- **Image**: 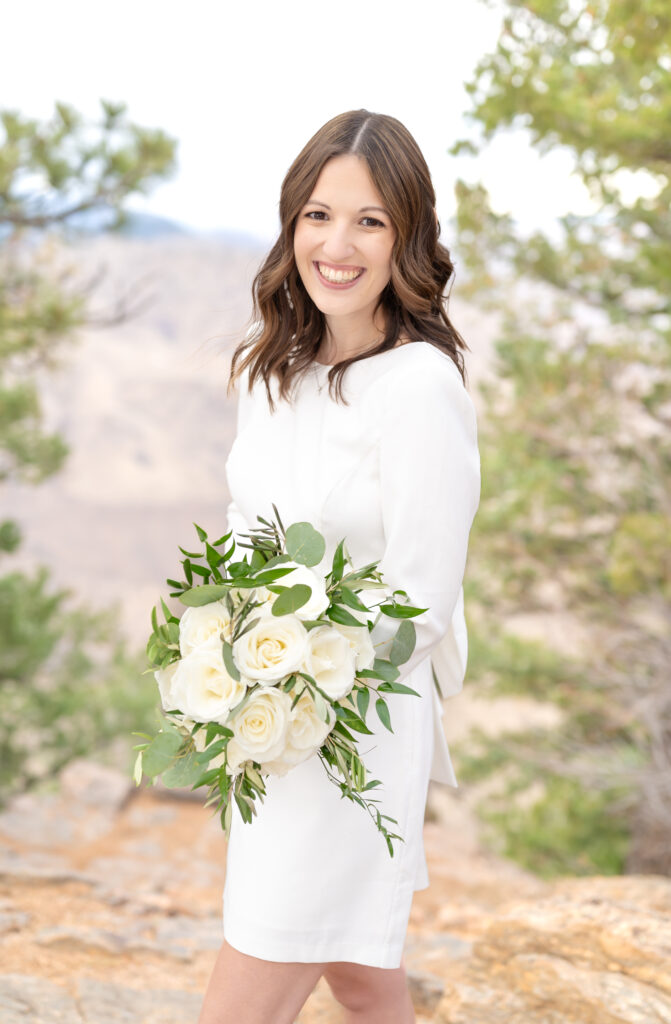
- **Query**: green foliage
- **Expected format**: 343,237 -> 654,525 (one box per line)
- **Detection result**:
479,775 -> 633,878
0,566 -> 155,800
0,99 -> 177,232
452,0 -> 671,875
0,98 -> 177,800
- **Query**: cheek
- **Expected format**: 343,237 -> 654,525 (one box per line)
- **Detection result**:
293,223 -> 311,265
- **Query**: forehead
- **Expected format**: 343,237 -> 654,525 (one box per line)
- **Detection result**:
308,154 -> 383,203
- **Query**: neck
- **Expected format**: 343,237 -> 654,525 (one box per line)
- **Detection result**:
320,310 -> 387,364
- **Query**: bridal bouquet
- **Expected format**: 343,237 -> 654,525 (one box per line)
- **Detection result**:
132,505 -> 426,856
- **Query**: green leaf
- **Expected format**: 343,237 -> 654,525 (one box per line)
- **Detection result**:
190,563 -> 211,579
327,604 -> 367,627
285,522 -> 326,566
378,681 -> 421,697
132,750 -> 143,786
357,659 -> 400,682
194,522 -> 208,542
222,640 -> 240,681
179,545 -> 205,558
378,601 -> 428,619
356,686 -> 370,721
206,541 -> 223,569
234,791 -> 254,824
271,583 -> 312,616
375,698 -> 393,733
336,586 -> 369,612
389,619 -> 416,665
141,730 -> 184,776
179,583 -> 229,606
331,539 -> 346,582
161,749 -> 204,788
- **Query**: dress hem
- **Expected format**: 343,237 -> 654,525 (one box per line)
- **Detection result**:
223,920 -> 407,970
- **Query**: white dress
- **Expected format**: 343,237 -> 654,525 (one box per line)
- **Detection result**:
222,341 -> 481,968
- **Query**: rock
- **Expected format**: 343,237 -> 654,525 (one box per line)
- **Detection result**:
0,848 -> 96,886
0,974 -> 83,1023
0,794 -> 75,846
153,913 -> 223,952
59,759 -> 133,812
0,911 -> 31,935
35,925 -> 192,961
75,978 -> 202,1023
434,876 -> 671,1024
407,969 -> 445,1016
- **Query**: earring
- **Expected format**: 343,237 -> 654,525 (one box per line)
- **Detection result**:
284,278 -> 294,311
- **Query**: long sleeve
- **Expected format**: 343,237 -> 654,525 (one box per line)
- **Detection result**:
369,358 -> 481,684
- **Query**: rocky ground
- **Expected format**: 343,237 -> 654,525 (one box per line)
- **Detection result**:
1,760 -> 669,1023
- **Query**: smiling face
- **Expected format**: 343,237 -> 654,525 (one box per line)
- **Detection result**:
292,154 -> 396,347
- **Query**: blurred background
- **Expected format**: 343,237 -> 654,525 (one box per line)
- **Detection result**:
0,1 -> 670,1018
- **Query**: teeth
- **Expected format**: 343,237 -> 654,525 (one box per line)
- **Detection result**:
318,263 -> 362,283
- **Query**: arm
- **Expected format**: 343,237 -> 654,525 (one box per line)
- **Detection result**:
369,359 -> 481,683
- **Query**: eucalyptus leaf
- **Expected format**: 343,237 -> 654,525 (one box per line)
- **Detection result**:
142,731 -> 183,776
285,522 -> 326,566
389,619 -> 416,665
161,749 -> 204,788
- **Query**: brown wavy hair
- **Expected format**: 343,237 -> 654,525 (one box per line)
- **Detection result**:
228,108 -> 471,410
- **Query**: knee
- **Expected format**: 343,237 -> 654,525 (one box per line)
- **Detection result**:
324,961 -> 408,1013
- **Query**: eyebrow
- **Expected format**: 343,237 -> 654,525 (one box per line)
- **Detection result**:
306,200 -> 389,216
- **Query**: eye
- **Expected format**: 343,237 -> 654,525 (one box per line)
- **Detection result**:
361,216 -> 385,228
305,210 -> 327,221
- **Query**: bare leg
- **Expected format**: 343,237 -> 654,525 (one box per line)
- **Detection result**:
323,959 -> 415,1024
197,939 -> 325,1024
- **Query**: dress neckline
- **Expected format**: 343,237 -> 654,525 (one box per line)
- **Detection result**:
311,341 -> 429,371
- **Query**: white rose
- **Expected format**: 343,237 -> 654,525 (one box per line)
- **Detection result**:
259,756 -> 294,777
173,646 -> 247,723
179,600 -> 233,657
305,626 -> 357,700
227,686 -> 292,767
233,613 -> 309,683
259,690 -> 335,776
154,660 -> 183,712
270,560 -> 330,621
284,689 -> 334,764
332,624 -> 376,672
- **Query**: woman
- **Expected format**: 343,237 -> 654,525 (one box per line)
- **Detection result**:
198,109 -> 481,1024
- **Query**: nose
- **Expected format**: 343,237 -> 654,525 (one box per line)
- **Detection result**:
320,220 -> 357,262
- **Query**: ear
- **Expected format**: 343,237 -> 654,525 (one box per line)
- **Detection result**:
434,208 -> 439,228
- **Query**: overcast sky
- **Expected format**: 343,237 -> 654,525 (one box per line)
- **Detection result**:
2,0 -> 595,244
